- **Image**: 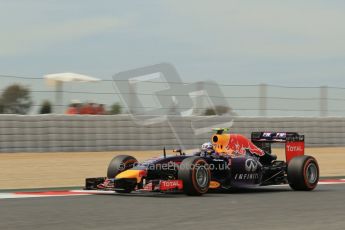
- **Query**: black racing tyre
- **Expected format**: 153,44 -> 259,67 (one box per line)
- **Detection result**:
287,155 -> 319,191
178,157 -> 211,196
107,155 -> 138,178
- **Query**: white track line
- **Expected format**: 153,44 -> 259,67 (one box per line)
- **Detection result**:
0,179 -> 344,199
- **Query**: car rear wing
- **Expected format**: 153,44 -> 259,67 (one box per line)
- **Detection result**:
251,132 -> 305,163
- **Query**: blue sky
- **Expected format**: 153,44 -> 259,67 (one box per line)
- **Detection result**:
1,0 -> 345,86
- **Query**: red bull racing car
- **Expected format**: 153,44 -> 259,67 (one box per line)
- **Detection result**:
85,129 -> 319,196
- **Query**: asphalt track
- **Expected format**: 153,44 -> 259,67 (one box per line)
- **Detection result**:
1,184 -> 345,230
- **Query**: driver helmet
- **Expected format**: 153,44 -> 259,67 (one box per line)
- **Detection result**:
201,142 -> 214,154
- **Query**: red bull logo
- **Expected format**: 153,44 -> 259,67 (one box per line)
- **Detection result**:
212,133 -> 264,157
227,134 -> 264,156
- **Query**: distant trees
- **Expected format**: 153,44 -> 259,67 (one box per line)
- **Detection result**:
39,100 -> 52,114
108,102 -> 122,115
0,83 -> 237,117
0,84 -> 32,114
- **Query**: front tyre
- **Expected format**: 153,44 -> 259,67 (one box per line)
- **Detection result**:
107,155 -> 138,178
287,155 -> 319,191
178,157 -> 211,196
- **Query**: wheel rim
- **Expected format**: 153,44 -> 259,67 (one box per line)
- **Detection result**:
306,162 -> 318,184
195,166 -> 209,188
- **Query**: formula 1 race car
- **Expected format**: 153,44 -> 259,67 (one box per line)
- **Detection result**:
85,129 -> 319,196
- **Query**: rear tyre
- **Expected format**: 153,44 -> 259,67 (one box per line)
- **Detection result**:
178,157 -> 211,196
287,155 -> 319,191
107,155 -> 138,178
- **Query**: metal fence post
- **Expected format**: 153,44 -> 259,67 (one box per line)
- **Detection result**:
129,83 -> 137,114
320,86 -> 328,117
55,81 -> 63,114
259,83 -> 267,116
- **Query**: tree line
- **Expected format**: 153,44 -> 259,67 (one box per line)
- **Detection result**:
0,84 -> 234,115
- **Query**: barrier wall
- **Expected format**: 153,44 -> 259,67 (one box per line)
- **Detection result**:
0,115 -> 345,152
